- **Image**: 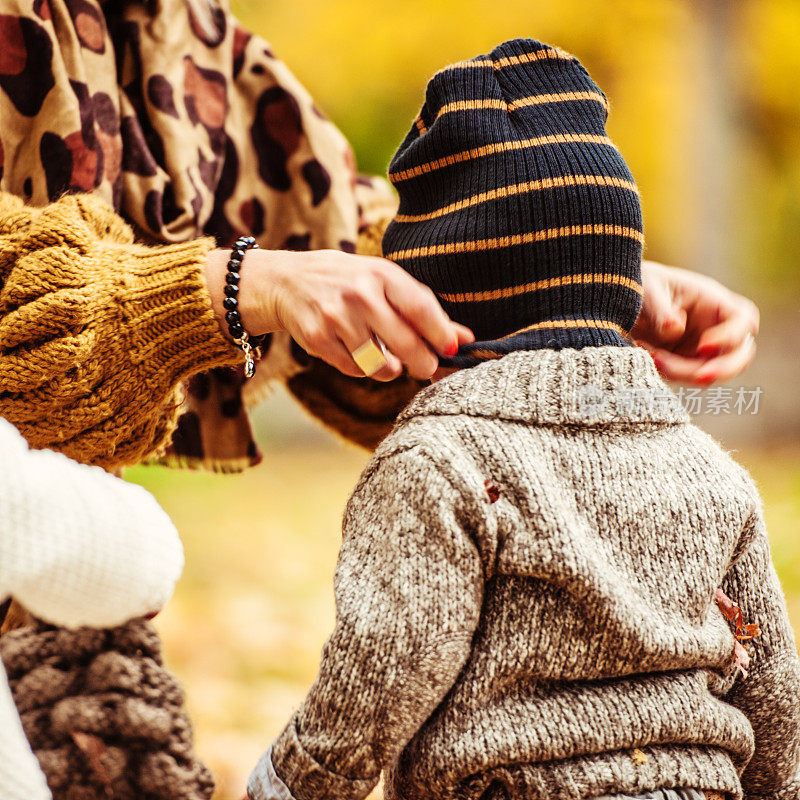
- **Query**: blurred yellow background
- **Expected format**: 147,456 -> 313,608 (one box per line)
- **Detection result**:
233,0 -> 800,303
126,2 -> 800,797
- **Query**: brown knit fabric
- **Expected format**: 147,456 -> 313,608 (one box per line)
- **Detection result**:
0,617 -> 213,800
0,186 -> 413,470
258,347 -> 800,800
0,191 -> 241,470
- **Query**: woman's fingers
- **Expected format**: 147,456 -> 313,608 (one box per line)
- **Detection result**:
633,260 -> 760,385
333,313 -> 404,382
359,342 -> 404,382
302,333 -> 364,379
694,304 -> 760,357
694,335 -> 757,384
453,322 -> 476,346
366,301 -> 440,380
641,347 -> 709,383
289,311 -> 361,379
243,248 -> 474,380
634,263 -> 687,344
381,266 -> 461,358
641,333 -> 756,385
636,341 -> 712,383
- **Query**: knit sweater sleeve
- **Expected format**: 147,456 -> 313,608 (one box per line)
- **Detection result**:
0,191 -> 242,469
0,415 -> 187,800
0,417 -> 184,628
249,447 -> 486,800
0,658 -> 51,800
722,506 -> 800,800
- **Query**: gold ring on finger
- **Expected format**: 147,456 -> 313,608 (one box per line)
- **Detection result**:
351,337 -> 388,377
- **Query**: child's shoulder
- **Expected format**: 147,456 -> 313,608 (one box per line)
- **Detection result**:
345,411 -> 496,520
681,421 -> 762,504
365,413 -> 484,487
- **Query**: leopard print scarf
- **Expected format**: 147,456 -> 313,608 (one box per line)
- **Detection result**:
0,0 -> 397,470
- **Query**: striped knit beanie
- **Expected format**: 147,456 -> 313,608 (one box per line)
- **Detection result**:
382,38 -> 644,365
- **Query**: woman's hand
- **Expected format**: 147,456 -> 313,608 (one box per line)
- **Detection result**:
205,248 -> 474,381
631,260 -> 760,385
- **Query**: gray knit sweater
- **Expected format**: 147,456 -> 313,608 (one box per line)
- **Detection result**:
248,347 -> 800,800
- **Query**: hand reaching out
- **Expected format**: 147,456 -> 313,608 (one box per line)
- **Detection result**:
632,260 -> 759,385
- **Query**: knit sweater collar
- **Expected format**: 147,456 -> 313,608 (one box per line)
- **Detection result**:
400,346 -> 689,429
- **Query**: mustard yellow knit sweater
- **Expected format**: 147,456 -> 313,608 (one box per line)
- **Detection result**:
0,192 -> 241,470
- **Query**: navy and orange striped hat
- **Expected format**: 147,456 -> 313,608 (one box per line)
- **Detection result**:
382,38 -> 644,365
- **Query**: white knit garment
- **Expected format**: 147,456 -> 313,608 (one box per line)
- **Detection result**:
0,418 -> 185,800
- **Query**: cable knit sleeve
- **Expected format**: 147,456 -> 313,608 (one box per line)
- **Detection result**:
0,416 -> 187,800
0,417 -> 184,628
722,507 -> 800,800
0,658 -> 51,800
0,192 -> 242,469
249,447 -> 486,800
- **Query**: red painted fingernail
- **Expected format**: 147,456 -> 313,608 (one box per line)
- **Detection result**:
445,341 -> 459,357
696,372 -> 716,385
697,344 -> 721,358
651,355 -> 664,371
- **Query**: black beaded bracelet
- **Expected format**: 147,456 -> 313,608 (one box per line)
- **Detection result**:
223,235 -> 268,378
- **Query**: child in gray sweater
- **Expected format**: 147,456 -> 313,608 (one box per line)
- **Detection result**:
248,39 -> 800,800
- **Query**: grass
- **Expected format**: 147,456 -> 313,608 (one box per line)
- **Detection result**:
125,398 -> 800,800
